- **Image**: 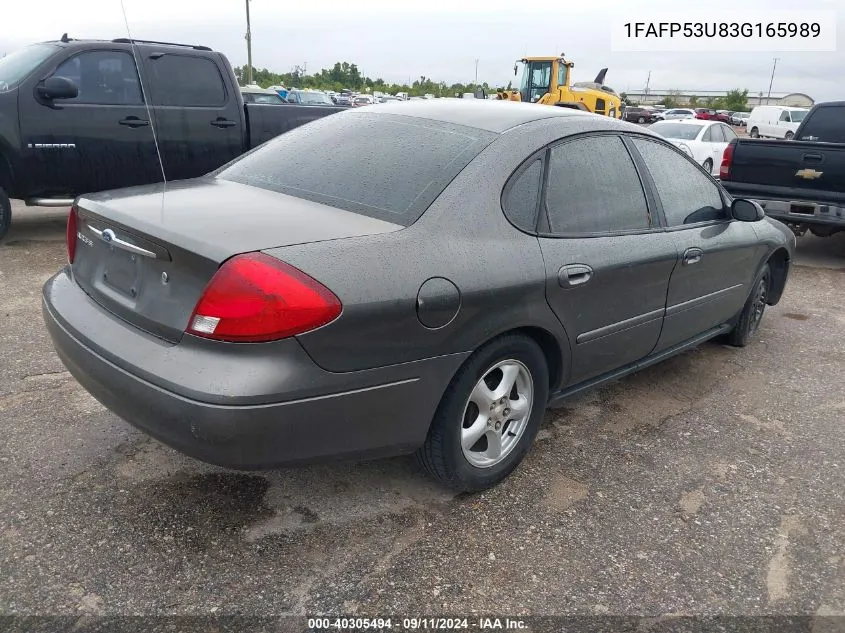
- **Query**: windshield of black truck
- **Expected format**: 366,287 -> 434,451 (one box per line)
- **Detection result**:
0,43 -> 59,91
216,111 -> 495,225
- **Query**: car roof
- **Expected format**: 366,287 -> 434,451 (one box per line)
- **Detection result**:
357,99 -> 599,133
660,118 -> 711,125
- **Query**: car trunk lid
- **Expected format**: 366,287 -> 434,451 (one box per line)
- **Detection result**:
71,178 -> 402,343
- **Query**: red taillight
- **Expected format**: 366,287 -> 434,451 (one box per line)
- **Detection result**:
720,142 -> 735,180
66,206 -> 78,264
187,252 -> 342,343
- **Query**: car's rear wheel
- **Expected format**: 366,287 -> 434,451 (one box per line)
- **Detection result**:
785,131 -> 794,140
0,187 -> 11,241
416,334 -> 549,492
637,116 -> 646,124
726,264 -> 771,347
702,158 -> 713,174
750,127 -> 760,138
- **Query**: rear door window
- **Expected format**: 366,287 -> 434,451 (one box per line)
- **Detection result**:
217,112 -> 496,225
544,135 -> 651,234
146,54 -> 226,106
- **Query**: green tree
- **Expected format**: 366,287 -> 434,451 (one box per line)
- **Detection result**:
688,95 -> 699,107
722,88 -> 749,111
659,95 -> 678,108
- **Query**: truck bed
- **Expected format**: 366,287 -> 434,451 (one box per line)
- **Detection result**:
245,103 -> 347,147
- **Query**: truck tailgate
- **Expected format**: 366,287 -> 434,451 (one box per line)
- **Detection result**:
728,139 -> 845,194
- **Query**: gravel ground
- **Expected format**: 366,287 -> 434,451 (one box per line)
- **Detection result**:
1,204 -> 844,620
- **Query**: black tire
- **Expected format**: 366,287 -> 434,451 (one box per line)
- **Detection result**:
0,187 -> 11,241
785,131 -> 794,140
416,334 -> 549,492
750,127 -> 760,138
726,264 -> 771,347
637,116 -> 646,124
702,158 -> 714,174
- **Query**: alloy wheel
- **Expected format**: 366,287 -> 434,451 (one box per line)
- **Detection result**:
461,360 -> 534,469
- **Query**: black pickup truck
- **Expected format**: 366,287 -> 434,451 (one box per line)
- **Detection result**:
0,36 -> 345,238
720,101 -> 845,238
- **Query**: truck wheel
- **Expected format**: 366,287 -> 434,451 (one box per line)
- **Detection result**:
0,187 -> 11,241
785,131 -> 794,140
726,264 -> 771,347
415,334 -> 549,492
750,127 -> 760,138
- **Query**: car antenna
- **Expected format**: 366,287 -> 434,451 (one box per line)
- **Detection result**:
60,33 -> 70,43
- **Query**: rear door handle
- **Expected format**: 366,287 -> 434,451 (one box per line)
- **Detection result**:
683,247 -> 703,265
118,116 -> 149,128
558,264 -> 593,288
802,153 -> 824,162
210,118 -> 237,128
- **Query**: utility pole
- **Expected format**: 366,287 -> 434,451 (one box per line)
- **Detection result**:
766,57 -> 779,104
475,59 -> 479,86
245,0 -> 253,85
644,70 -> 651,103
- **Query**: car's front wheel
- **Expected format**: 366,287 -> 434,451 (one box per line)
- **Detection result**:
702,158 -> 714,175
637,116 -> 646,124
726,264 -> 771,347
416,334 -> 549,491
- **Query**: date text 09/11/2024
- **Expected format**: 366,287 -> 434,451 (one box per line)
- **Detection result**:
307,617 -> 527,630
623,22 -> 821,38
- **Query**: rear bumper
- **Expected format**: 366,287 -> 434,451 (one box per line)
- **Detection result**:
723,183 -> 845,228
42,269 -> 466,469
754,199 -> 845,228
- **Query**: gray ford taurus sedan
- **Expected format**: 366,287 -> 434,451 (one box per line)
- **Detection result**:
42,99 -> 794,491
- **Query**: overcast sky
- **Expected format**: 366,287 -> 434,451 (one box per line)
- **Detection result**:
3,0 -> 842,100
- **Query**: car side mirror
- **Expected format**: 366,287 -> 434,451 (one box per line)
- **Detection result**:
731,198 -> 765,222
37,76 -> 79,100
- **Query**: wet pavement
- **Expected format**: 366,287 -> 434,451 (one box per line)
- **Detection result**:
1,203 -> 844,617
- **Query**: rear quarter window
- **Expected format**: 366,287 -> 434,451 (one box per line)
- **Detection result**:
216,112 -> 496,225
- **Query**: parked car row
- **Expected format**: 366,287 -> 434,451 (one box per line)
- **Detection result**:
624,105 -> 753,128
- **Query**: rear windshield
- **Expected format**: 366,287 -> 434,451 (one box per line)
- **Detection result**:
649,121 -> 704,140
298,91 -> 333,105
216,112 -> 495,224
789,109 -> 808,122
798,106 -> 845,143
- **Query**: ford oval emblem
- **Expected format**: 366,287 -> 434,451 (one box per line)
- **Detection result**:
102,229 -> 115,243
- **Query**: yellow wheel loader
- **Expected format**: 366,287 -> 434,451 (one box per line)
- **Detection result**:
497,54 -> 623,118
